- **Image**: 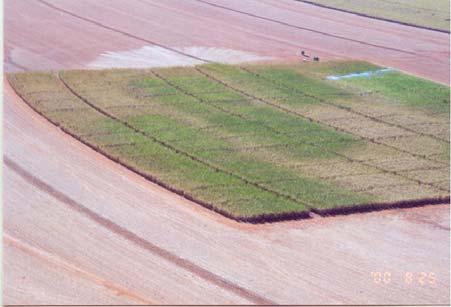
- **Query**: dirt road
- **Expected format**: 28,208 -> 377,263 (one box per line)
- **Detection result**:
3,0 -> 450,304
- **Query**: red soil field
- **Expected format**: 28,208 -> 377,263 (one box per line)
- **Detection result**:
3,0 -> 450,304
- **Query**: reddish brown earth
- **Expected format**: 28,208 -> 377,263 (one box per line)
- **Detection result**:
3,0 -> 450,304
5,0 -> 450,82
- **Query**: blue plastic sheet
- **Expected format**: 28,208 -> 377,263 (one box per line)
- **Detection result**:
326,68 -> 395,81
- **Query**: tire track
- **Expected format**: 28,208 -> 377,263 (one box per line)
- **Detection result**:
4,233 -> 156,305
37,0 -> 416,60
3,156 -> 275,306
192,0 -> 419,55
296,0 -> 450,34
33,0 -> 449,147
34,0 -> 211,64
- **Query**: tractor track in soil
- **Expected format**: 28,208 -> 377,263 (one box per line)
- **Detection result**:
4,156 -> 274,305
7,0 -> 450,219
295,0 -> 450,34
4,0 -> 450,304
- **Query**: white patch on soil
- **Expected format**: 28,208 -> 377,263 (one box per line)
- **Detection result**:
326,68 -> 395,80
87,46 -> 274,69
10,47 -> 62,71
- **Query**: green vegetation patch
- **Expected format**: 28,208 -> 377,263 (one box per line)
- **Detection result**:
8,61 -> 449,221
298,0 -> 450,31
336,70 -> 450,114
284,61 -> 450,115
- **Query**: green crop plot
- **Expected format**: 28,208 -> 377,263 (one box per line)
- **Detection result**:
8,61 -> 449,221
298,0 -> 450,31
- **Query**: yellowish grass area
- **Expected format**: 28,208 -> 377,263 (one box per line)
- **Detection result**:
8,61 -> 449,220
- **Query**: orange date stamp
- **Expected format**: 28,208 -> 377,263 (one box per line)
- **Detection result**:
370,271 -> 436,285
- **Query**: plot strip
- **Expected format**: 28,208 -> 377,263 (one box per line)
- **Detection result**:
57,72 -> 314,208
193,67 -> 447,192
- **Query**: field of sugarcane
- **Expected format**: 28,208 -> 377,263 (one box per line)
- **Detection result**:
8,61 -> 449,222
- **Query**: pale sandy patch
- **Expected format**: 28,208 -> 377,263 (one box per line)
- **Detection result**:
88,46 -> 274,69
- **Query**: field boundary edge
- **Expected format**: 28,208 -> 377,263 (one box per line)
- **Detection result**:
296,0 -> 450,34
6,73 -> 450,224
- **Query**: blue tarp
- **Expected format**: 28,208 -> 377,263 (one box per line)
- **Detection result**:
326,68 -> 395,81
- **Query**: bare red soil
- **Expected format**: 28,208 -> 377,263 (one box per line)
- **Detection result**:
5,0 -> 450,83
3,0 -> 450,304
